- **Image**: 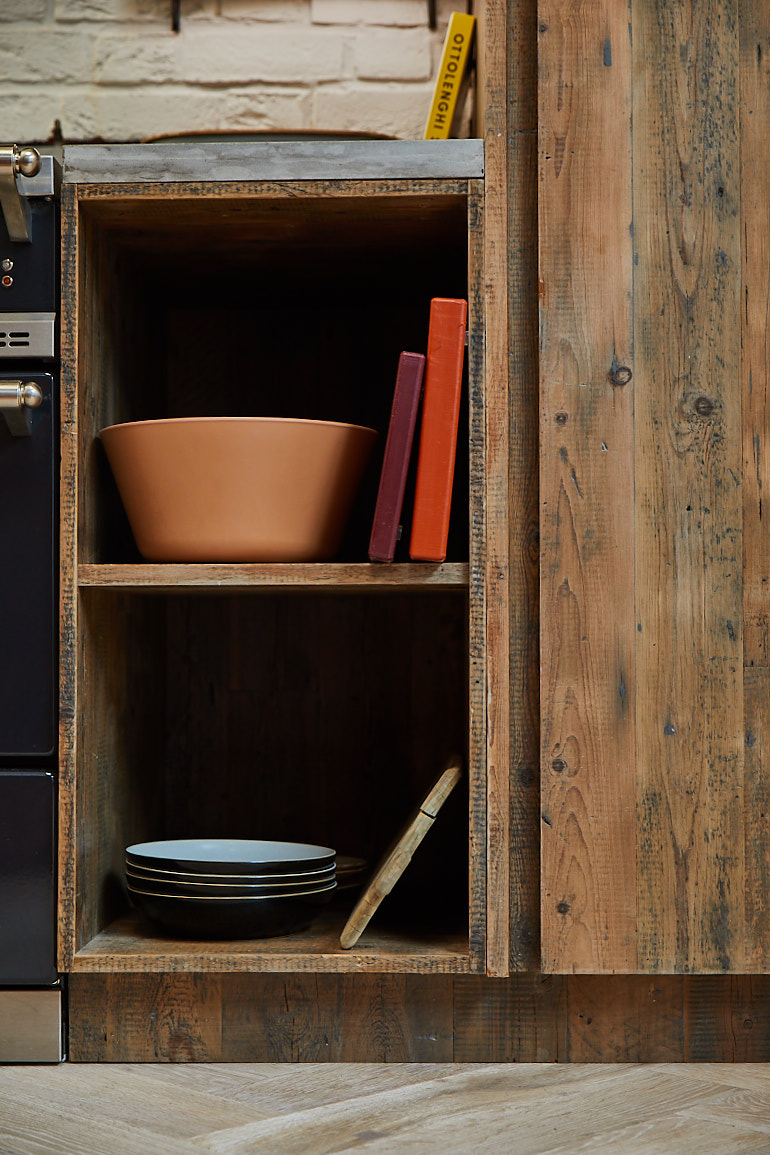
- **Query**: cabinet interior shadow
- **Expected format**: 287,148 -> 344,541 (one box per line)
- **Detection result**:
80,589 -> 470,935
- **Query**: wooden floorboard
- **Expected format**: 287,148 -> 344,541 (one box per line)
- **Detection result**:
2,1064 -> 770,1153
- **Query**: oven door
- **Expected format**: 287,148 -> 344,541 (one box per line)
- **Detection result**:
0,770 -> 56,985
0,370 -> 56,759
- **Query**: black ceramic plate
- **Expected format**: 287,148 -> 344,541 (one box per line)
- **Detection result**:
128,886 -> 334,940
125,838 -> 335,875
124,861 -> 336,886
125,873 -> 337,899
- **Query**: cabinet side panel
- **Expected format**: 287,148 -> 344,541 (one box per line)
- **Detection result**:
468,182 -> 488,969
633,0 -> 745,972
58,184 -> 78,968
479,0 -> 512,978
538,1 -> 636,972
507,0 -> 540,972
740,1 -> 770,971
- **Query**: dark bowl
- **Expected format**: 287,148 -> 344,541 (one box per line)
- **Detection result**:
128,886 -> 334,940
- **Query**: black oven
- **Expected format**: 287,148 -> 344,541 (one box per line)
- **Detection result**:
0,146 -> 63,1062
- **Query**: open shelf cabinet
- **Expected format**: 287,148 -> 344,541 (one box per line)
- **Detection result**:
58,151 -> 509,978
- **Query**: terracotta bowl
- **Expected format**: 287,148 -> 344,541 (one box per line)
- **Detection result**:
99,417 -> 377,562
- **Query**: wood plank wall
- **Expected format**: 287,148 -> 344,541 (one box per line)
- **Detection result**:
68,973 -> 770,1062
540,0 -> 770,973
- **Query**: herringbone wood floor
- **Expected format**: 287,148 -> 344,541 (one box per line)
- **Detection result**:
1,1063 -> 770,1153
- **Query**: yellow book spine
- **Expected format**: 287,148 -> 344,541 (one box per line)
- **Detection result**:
423,12 -> 476,140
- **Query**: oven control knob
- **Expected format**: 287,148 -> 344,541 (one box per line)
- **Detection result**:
15,147 -> 41,178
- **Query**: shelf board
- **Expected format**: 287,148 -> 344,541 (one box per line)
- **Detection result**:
71,909 -> 476,974
77,562 -> 469,593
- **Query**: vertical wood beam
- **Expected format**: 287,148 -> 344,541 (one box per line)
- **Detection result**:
480,0 -> 512,976
634,0 -> 744,972
58,183 -> 78,970
539,0 -> 636,972
508,0 -> 540,971
740,0 -> 770,971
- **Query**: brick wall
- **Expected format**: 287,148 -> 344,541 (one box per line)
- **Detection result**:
0,0 -> 472,144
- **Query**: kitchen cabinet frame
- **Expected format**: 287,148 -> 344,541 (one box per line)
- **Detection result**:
57,157 -> 513,979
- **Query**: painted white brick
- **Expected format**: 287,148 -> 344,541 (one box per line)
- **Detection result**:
0,31 -> 93,84
0,90 -> 62,142
94,26 -> 346,85
180,27 -> 346,84
54,0 -> 216,22
311,0 -> 427,27
352,28 -> 432,81
313,82 -> 435,139
93,34 -> 175,84
220,0 -> 311,23
60,84 -> 312,141
0,0 -> 48,22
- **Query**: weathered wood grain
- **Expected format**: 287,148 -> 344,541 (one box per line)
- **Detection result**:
565,976 -> 684,1064
57,183 -> 78,969
67,973 -> 770,1062
71,912 -> 473,975
539,0 -> 636,972
507,0 -> 540,972
740,0 -> 770,972
633,0 -> 744,972
479,0 -> 511,978
76,563 -> 470,591
466,179 -> 488,970
684,976 -> 770,1062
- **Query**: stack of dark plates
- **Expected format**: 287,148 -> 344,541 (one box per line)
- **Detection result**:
334,855 -> 369,891
125,838 -> 336,939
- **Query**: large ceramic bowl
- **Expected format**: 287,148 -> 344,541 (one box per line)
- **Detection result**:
99,417 -> 377,562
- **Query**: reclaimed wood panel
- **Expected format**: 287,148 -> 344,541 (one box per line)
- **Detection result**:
538,0 -> 636,971
76,563 -> 470,591
740,2 -> 770,971
633,0 -> 744,971
57,183 -> 78,968
507,0 -> 540,971
72,913 -> 473,975
467,180 -> 490,970
477,0 -> 511,978
68,973 -> 770,1063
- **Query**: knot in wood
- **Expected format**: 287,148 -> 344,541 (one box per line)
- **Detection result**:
694,395 -> 715,417
610,366 -> 632,387
556,901 -> 571,915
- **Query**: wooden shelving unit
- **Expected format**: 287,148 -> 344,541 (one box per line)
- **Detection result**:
57,146 -> 505,988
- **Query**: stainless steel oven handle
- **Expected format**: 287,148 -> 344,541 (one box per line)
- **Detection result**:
0,380 -> 42,436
